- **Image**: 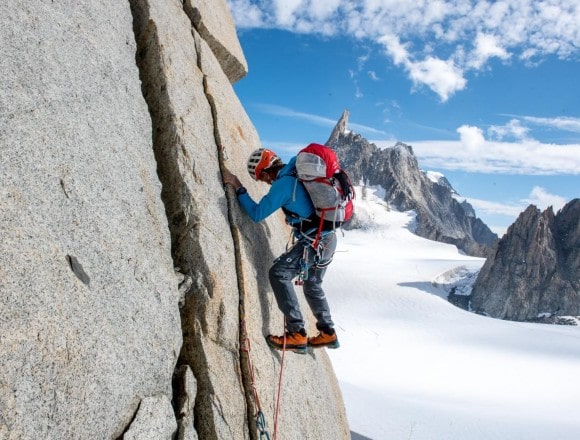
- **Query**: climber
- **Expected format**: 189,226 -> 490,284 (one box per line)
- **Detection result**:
222,148 -> 339,354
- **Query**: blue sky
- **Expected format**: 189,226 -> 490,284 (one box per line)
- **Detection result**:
227,0 -> 580,234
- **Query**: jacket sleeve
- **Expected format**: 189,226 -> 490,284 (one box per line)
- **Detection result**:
237,179 -> 290,223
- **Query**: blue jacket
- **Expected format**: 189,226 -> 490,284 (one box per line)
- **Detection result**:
238,157 -> 315,228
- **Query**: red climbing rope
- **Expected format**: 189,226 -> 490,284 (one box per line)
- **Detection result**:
240,318 -> 271,439
272,319 -> 287,440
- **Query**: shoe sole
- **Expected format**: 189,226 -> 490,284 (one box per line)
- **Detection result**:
266,338 -> 308,355
308,340 -> 340,349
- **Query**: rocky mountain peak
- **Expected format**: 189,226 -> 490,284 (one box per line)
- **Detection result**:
393,141 -> 414,155
327,111 -> 497,257
555,198 -> 580,270
470,199 -> 580,321
326,108 -> 349,146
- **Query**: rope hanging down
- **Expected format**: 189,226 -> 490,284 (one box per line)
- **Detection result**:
272,319 -> 288,440
218,144 -> 272,439
218,145 -> 290,440
240,317 -> 272,440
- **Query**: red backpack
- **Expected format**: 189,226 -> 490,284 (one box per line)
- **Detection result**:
295,143 -> 355,245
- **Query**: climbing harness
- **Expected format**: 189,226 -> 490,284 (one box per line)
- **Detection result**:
288,224 -> 335,286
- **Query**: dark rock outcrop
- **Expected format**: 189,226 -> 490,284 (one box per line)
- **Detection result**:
470,200 -> 580,321
327,110 -> 497,257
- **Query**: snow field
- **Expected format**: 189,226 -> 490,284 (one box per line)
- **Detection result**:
323,187 -> 580,440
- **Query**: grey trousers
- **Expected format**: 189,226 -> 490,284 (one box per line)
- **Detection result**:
269,231 -> 337,333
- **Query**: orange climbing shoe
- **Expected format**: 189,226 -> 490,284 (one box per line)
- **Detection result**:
308,328 -> 340,349
266,329 -> 308,354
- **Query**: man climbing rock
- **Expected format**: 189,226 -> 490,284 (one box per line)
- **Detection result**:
222,148 -> 340,354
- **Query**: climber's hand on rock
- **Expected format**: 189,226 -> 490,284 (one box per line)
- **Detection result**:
222,169 -> 242,190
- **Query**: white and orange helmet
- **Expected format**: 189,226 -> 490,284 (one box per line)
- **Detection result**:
247,148 -> 280,180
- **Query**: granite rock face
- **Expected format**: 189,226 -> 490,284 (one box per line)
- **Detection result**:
328,110 -> 497,257
1,1 -> 181,438
183,0 -> 248,83
131,0 -> 349,438
1,1 -> 349,439
470,200 -> 580,321
123,395 -> 178,440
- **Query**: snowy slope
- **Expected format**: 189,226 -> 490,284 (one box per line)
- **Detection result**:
324,186 -> 580,440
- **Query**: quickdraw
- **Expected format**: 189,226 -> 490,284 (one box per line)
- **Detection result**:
294,245 -> 310,286
256,410 -> 271,440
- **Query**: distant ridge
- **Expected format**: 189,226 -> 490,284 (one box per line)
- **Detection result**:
326,110 -> 498,257
471,199 -> 580,322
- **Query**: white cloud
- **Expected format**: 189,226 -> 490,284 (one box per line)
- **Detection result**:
520,116 -> 580,133
357,54 -> 369,70
226,0 -> 265,27
461,186 -> 569,236
227,0 -> 580,100
373,122 -> 580,175
463,197 -> 525,218
254,103 -> 337,126
379,34 -> 467,101
254,104 -> 387,136
457,125 -> 486,150
412,139 -> 580,175
378,33 -> 410,66
488,119 -> 531,141
308,0 -> 341,21
407,56 -> 467,102
273,0 -> 303,27
349,52 -> 373,98
348,121 -> 388,136
468,32 -> 511,69
524,186 -> 568,212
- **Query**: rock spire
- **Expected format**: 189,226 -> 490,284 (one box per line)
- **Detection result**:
326,112 -> 497,257
326,109 -> 349,146
470,199 -> 580,321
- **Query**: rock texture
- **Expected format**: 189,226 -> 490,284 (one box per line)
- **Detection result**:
470,200 -> 580,321
328,110 -> 497,257
173,365 -> 199,440
183,0 -> 248,83
1,1 -> 181,438
123,395 -> 178,440
1,1 -> 349,439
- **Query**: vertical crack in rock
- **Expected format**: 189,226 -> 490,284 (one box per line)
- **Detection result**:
203,78 -> 256,440
190,19 -> 256,440
128,1 -> 252,438
127,1 -> 216,439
